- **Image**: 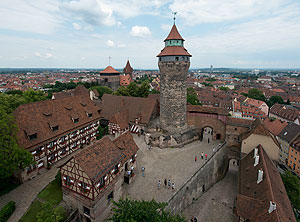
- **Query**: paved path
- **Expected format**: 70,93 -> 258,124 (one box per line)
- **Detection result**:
0,149 -> 81,222
183,160 -> 238,222
124,135 -> 220,203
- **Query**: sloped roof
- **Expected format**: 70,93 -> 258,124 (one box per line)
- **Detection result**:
157,46 -> 191,57
270,103 -> 300,122
113,131 -> 139,159
123,60 -> 133,74
100,66 -> 120,74
14,89 -> 101,150
263,118 -> 288,136
100,94 -> 158,125
74,136 -> 124,182
278,122 -> 300,143
237,145 -> 296,222
109,109 -> 129,129
164,24 -> 184,41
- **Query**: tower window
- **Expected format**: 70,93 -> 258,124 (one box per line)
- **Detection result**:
175,57 -> 179,61
159,57 -> 161,61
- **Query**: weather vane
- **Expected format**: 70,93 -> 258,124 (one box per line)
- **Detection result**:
172,12 -> 177,24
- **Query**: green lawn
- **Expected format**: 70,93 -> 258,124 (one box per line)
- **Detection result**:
20,173 -> 63,222
20,200 -> 43,222
37,175 -> 62,205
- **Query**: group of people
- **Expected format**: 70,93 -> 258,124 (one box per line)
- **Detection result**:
157,179 -> 175,190
195,152 -> 208,162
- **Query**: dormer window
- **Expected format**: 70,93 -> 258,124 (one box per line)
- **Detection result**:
51,125 -> 59,131
87,112 -> 93,118
28,133 -> 37,141
73,118 -> 79,123
80,102 -> 86,106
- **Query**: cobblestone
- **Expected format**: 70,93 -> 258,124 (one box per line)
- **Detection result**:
124,134 -> 220,203
183,160 -> 238,222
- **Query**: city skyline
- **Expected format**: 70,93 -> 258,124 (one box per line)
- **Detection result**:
1,0 -> 300,69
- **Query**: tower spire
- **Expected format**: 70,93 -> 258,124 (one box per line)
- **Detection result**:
172,12 -> 177,25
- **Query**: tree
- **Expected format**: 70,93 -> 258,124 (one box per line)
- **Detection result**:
150,89 -> 160,94
114,86 -> 130,96
0,107 -> 33,179
219,86 -> 230,92
36,202 -> 65,222
187,88 -> 201,106
91,86 -> 113,98
108,198 -> 186,222
127,82 -> 139,97
281,171 -> 300,211
205,78 -> 216,82
267,96 -> 284,107
247,88 -> 266,102
137,81 -> 150,98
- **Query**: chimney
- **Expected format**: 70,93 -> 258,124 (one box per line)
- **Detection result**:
257,169 -> 263,184
254,154 -> 260,167
268,201 -> 276,214
254,148 -> 258,158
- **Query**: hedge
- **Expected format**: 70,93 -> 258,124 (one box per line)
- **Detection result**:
0,201 -> 16,222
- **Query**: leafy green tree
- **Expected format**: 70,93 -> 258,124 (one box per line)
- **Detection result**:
6,90 -> 23,95
127,82 -> 139,97
91,86 -> 113,98
114,86 -> 130,96
267,96 -> 284,107
137,81 -> 150,98
36,202 -> 65,222
97,126 -> 105,140
23,89 -> 47,103
150,89 -> 160,94
281,171 -> 300,211
247,88 -> 266,102
187,88 -> 201,105
203,82 -> 213,87
0,108 -> 33,179
108,198 -> 186,222
219,86 -> 230,91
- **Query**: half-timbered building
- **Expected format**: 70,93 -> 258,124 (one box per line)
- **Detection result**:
60,132 -> 139,222
14,86 -> 101,182
108,109 -> 129,136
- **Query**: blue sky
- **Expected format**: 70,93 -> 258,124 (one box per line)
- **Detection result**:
1,0 -> 300,69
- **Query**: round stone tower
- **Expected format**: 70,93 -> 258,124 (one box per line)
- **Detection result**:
157,23 -> 192,133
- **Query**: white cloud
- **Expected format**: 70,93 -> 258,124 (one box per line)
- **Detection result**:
35,52 -> 53,59
130,26 -> 151,37
0,0 -> 62,34
61,0 -> 116,26
106,40 -> 115,47
72,23 -> 81,30
169,0 -> 296,25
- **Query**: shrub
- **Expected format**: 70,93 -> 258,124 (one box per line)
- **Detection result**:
0,201 -> 16,222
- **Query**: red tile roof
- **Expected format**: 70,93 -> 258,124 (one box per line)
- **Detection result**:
157,46 -> 191,57
100,66 -> 120,74
14,87 -> 101,150
123,60 -> 133,74
237,145 -> 296,221
109,109 -> 129,129
270,104 -> 300,122
263,118 -> 288,136
164,24 -> 184,41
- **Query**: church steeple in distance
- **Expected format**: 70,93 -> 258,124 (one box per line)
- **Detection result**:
157,16 -> 191,133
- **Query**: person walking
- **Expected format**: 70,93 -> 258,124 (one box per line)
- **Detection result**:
193,216 -> 198,222
141,167 -> 145,177
212,147 -> 215,153
164,179 -> 167,188
201,152 -> 204,159
195,156 -> 197,162
158,180 -> 161,190
172,182 -> 175,190
205,153 -> 208,160
168,179 -> 171,189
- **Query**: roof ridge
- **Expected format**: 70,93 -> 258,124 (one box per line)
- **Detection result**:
258,145 -> 280,220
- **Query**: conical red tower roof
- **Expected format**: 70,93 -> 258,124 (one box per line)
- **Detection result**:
100,65 -> 120,74
123,60 -> 133,74
164,24 -> 184,41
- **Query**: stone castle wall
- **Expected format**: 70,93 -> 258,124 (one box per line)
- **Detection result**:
166,143 -> 229,214
159,61 -> 190,134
